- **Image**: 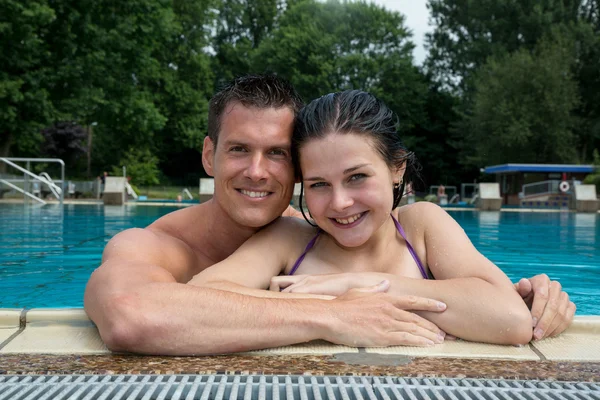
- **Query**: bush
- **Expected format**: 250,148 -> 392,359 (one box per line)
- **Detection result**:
583,149 -> 600,192
112,147 -> 160,187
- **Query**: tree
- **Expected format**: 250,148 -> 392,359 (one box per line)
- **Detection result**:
112,147 -> 160,187
150,0 -> 215,183
0,0 -> 57,166
41,122 -> 87,167
458,36 -> 580,166
583,149 -> 600,190
253,0 -> 417,99
212,0 -> 285,85
426,0 -> 582,91
572,4 -> 600,161
41,0 -> 186,176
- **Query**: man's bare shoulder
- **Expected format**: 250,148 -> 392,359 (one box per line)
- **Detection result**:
101,204 -> 210,282
148,203 -> 209,236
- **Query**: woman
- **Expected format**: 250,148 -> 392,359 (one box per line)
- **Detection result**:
190,90 -> 533,346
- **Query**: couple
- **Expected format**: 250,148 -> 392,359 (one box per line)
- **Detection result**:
85,74 -> 575,355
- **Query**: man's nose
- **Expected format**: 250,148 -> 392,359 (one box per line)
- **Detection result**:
244,153 -> 269,181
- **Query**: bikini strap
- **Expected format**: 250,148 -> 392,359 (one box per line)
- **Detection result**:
289,231 -> 320,275
391,214 -> 429,279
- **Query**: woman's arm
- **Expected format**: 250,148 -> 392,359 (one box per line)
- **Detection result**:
188,217 -> 313,293
392,202 -> 532,344
200,279 -> 334,300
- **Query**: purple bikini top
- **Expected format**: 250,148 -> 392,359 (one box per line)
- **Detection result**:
289,214 -> 429,279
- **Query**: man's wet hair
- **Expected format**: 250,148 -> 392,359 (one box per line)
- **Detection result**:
207,74 -> 304,145
293,90 -> 422,215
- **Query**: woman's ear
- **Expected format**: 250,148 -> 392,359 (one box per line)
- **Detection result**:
394,160 -> 407,183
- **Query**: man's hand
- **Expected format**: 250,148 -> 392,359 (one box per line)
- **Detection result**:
323,280 -> 447,347
515,274 -> 576,340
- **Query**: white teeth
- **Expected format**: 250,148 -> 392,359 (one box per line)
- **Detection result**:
241,190 -> 269,198
335,213 -> 363,225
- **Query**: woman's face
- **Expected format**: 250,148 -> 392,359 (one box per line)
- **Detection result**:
300,132 -> 399,248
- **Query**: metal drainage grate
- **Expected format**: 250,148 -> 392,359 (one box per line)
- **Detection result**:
0,374 -> 598,400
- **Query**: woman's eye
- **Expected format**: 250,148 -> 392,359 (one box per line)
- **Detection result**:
309,182 -> 328,189
349,173 -> 366,182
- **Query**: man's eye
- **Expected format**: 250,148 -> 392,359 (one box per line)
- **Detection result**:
230,146 -> 246,152
269,149 -> 288,156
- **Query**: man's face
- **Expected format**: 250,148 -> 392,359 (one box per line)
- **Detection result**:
203,103 -> 296,228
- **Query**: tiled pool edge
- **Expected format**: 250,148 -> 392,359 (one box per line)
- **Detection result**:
1,354 -> 599,381
0,308 -> 599,362
0,308 -> 26,351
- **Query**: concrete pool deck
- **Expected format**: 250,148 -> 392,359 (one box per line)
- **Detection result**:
0,309 -> 599,380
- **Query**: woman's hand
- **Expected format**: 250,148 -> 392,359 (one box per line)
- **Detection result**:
270,273 -> 383,296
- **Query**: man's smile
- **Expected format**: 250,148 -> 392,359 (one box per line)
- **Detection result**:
238,189 -> 272,198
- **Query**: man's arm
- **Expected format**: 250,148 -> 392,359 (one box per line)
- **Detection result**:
514,275 -> 576,339
85,228 -> 446,355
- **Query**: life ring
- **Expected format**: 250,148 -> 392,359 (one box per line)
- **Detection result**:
559,181 -> 570,193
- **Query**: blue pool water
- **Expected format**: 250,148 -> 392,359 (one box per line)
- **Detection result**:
0,203 -> 599,314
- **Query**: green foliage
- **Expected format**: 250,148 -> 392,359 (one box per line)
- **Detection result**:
212,0 -> 284,84
571,20 -> 600,162
40,122 -> 87,165
426,0 -> 599,171
0,0 -> 57,160
583,149 -> 600,191
460,35 -> 580,166
151,0 -> 215,179
253,0 -> 416,100
426,0 -> 582,90
112,147 -> 160,187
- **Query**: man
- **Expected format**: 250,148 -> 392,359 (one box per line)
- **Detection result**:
84,75 -> 575,355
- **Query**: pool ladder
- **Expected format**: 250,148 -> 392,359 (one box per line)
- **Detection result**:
0,157 -> 65,205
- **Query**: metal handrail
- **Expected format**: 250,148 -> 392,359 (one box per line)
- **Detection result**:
521,179 -> 576,198
182,188 -> 193,200
125,182 -> 138,200
0,179 -> 46,204
0,157 -> 65,205
39,172 -> 62,199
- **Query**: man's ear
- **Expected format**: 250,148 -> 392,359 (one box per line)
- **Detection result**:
202,136 -> 216,177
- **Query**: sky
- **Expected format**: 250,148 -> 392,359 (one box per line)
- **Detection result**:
370,0 -> 432,65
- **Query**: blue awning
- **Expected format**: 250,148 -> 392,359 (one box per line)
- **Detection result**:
484,163 -> 595,174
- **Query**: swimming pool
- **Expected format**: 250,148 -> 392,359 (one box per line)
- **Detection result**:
1,203 -> 598,314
